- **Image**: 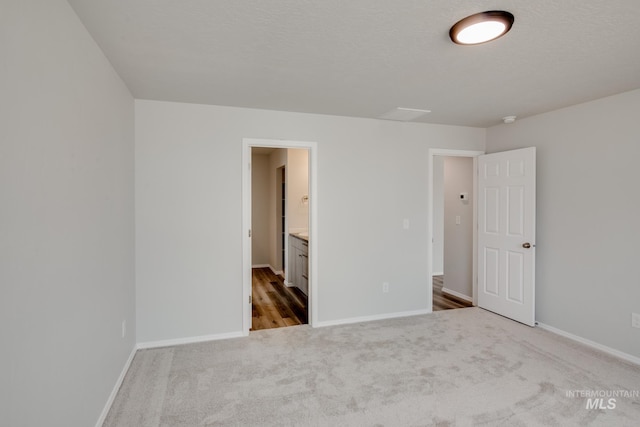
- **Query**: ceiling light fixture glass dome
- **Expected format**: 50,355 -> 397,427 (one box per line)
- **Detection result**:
450,11 -> 514,45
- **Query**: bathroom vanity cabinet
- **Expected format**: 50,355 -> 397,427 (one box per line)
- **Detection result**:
288,234 -> 308,295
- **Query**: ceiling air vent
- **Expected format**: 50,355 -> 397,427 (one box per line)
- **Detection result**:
379,107 -> 431,122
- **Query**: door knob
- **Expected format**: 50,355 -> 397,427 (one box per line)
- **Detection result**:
522,242 -> 531,249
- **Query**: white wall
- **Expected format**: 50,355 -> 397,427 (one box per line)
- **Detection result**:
287,148 -> 310,233
486,88 -> 640,358
251,152 -> 270,265
135,99 -> 484,342
443,157 -> 474,298
0,1 -> 135,426
432,156 -> 444,275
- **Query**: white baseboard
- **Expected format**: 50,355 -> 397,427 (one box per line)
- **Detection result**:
432,271 -> 443,276
97,331 -> 244,425
95,346 -> 137,427
251,264 -> 283,276
441,287 -> 473,303
269,266 -> 283,276
136,330 -> 245,350
537,322 -> 640,366
315,308 -> 431,328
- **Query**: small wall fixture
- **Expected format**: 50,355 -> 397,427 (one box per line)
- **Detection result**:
450,11 -> 514,45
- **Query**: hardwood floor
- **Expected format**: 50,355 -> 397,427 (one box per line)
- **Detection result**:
432,275 -> 473,311
252,271 -> 467,328
252,267 -> 308,331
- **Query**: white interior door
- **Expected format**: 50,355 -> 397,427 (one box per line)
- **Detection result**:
477,147 -> 536,326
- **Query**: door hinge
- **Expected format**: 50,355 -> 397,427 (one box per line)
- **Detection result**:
249,295 -> 252,304
248,229 -> 251,238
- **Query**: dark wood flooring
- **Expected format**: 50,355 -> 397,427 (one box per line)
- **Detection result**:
432,275 -> 473,311
252,271 -> 468,329
251,267 -> 308,331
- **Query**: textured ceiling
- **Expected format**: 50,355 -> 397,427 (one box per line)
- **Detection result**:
67,0 -> 640,127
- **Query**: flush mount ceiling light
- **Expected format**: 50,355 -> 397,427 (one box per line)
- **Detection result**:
450,11 -> 514,45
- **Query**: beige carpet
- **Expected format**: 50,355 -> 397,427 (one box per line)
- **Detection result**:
104,308 -> 640,426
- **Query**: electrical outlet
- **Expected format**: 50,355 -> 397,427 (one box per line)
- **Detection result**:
122,320 -> 126,338
403,219 -> 410,230
382,282 -> 389,293
632,313 -> 640,329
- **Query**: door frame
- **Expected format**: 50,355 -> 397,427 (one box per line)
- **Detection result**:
427,148 -> 484,310
242,138 -> 318,335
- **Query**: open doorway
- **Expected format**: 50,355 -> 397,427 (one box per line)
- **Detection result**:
246,144 -> 312,331
251,147 -> 309,330
432,155 -> 474,311
428,149 -> 484,312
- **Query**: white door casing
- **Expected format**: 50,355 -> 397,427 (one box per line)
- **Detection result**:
428,149 -> 484,310
242,138 -> 318,335
477,147 -> 536,326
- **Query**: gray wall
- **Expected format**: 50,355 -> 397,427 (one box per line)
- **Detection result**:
135,99 -> 485,342
443,157 -> 474,298
1,1 -> 135,426
432,156 -> 444,275
268,149 -> 288,272
251,152 -> 270,265
486,88 -> 640,358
